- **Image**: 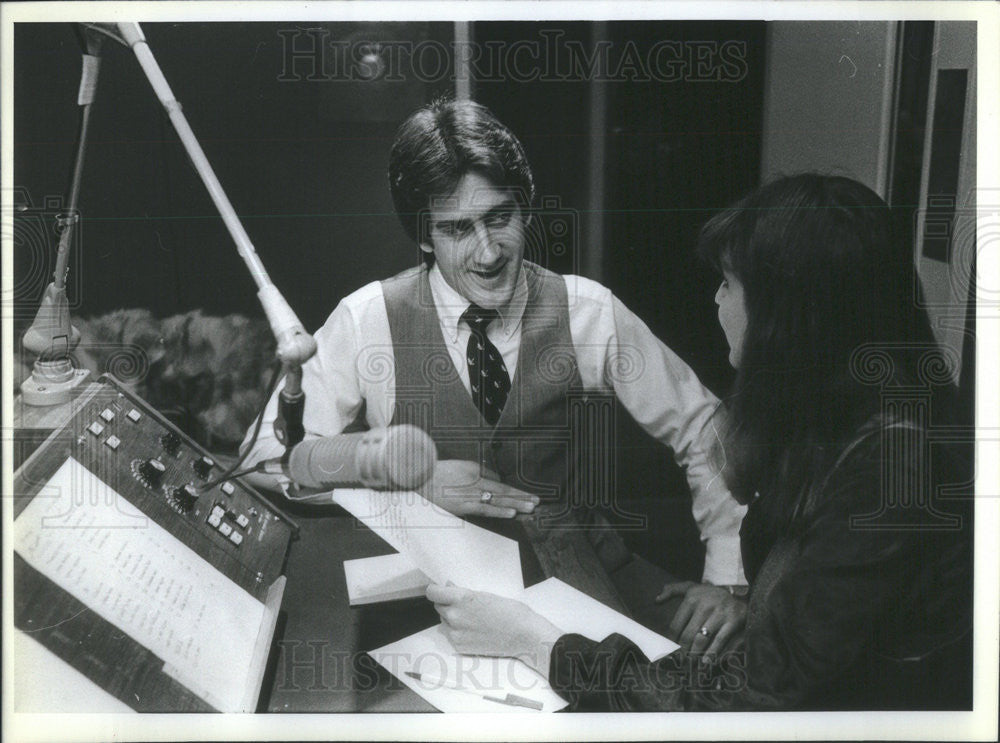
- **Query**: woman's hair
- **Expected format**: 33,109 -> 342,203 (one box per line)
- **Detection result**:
388,98 -> 535,264
696,174 -> 946,527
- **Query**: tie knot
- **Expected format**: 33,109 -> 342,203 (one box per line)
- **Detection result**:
462,304 -> 499,332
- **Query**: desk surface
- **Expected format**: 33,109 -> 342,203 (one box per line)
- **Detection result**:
265,505 -> 626,712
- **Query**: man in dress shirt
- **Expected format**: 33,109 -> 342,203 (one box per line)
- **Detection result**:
243,99 -> 746,589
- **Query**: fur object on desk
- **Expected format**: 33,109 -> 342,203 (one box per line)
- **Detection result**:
15,308 -> 276,454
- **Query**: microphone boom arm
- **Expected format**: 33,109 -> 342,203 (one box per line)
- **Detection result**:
20,24 -> 110,405
116,22 -> 316,446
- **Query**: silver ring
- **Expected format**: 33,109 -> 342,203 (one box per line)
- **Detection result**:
698,626 -> 711,637
480,490 -> 494,504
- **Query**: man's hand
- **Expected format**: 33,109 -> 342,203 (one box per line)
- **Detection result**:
418,459 -> 539,518
427,584 -> 563,675
657,581 -> 747,656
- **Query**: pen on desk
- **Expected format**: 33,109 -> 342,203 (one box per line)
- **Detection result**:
404,670 -> 545,710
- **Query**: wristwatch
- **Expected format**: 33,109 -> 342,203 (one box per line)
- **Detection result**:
725,584 -> 750,598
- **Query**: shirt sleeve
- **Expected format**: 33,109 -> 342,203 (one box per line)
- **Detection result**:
548,434 -> 960,711
569,276 -> 746,585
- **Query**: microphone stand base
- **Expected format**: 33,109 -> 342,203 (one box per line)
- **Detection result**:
21,361 -> 92,407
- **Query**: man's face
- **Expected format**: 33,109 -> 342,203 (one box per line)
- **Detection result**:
423,170 -> 526,311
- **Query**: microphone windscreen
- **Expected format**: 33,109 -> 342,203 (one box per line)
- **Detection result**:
287,425 -> 436,490
382,424 -> 437,489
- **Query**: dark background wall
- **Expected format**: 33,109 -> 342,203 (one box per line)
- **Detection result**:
14,22 -> 454,331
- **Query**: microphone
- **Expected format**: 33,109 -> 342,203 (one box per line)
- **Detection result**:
262,425 -> 437,491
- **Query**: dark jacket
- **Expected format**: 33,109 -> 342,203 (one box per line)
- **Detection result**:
549,420 -> 973,711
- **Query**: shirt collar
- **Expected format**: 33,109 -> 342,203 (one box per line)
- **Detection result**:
428,263 -> 527,343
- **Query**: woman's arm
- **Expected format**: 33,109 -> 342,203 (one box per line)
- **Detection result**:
430,437 -> 953,711
549,438 -> 959,711
426,584 -> 564,678
428,583 -> 722,710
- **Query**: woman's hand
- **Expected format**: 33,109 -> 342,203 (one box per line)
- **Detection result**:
427,584 -> 563,676
418,460 -> 539,518
657,581 -> 747,656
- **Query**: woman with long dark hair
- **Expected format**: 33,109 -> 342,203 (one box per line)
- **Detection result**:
427,174 -> 973,710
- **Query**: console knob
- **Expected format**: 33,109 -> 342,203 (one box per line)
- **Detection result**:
167,484 -> 199,513
139,458 -> 167,487
160,432 -> 182,457
192,455 -> 214,479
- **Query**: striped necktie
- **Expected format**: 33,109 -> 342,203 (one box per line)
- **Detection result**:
461,304 -> 511,426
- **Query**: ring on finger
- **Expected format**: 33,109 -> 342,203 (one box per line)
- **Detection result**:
480,490 -> 494,504
698,626 -> 712,638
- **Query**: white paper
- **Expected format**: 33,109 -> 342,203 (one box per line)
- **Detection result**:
331,488 -> 524,597
370,577 -> 679,712
521,578 -> 679,661
344,552 -> 429,605
370,623 -> 569,713
13,457 -> 267,712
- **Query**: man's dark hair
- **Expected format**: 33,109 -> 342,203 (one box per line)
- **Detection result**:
388,98 -> 535,265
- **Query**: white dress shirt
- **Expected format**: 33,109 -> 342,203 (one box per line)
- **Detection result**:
244,264 -> 747,584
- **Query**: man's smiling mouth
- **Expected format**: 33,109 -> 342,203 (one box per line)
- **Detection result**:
471,263 -> 505,280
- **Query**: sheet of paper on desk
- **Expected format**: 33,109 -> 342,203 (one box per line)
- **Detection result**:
370,623 -> 569,713
522,577 -> 679,661
330,489 -> 524,597
370,577 -> 679,712
13,457 -> 267,712
344,552 -> 429,605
